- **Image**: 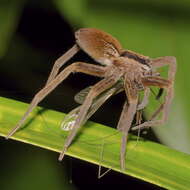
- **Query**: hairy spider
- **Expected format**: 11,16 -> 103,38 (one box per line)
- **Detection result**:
6,28 -> 176,171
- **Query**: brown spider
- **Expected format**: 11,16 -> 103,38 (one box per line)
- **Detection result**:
6,28 -> 176,171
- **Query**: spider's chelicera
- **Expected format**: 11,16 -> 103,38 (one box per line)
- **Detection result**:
6,28 -> 176,171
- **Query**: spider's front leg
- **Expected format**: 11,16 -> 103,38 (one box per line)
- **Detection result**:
151,56 -> 177,82
132,56 -> 176,131
117,87 -> 150,131
58,68 -> 123,161
6,62 -> 106,138
149,56 -> 176,120
132,78 -> 175,131
117,76 -> 138,170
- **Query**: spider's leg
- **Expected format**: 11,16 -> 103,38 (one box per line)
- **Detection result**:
80,87 -> 119,126
149,57 -> 177,121
117,77 -> 138,171
117,101 -> 128,132
137,87 -> 150,110
61,86 -> 119,131
46,44 -> 79,84
132,76 -> 173,130
6,62 -> 106,139
132,56 -> 177,130
58,69 -> 123,161
149,103 -> 164,120
150,56 -> 177,82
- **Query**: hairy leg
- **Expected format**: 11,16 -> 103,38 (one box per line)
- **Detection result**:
117,100 -> 138,170
149,103 -> 164,120
117,101 -> 128,132
150,56 -> 177,82
132,56 -> 176,130
132,76 -> 174,131
61,86 -> 119,131
46,44 -> 79,84
137,56 -> 176,124
137,87 -> 150,110
117,87 -> 150,133
6,62 -> 106,138
58,68 -> 123,161
118,77 -> 138,170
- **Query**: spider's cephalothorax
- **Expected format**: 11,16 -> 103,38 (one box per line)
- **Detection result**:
121,50 -> 150,66
6,28 -> 176,171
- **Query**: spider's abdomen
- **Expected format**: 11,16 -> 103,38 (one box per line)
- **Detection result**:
75,28 -> 123,65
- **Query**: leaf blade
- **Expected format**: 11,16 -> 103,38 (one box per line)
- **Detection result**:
0,96 -> 190,190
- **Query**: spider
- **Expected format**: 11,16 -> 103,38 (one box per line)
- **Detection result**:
6,28 -> 176,171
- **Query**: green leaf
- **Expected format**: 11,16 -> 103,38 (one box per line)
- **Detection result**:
0,96 -> 190,190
